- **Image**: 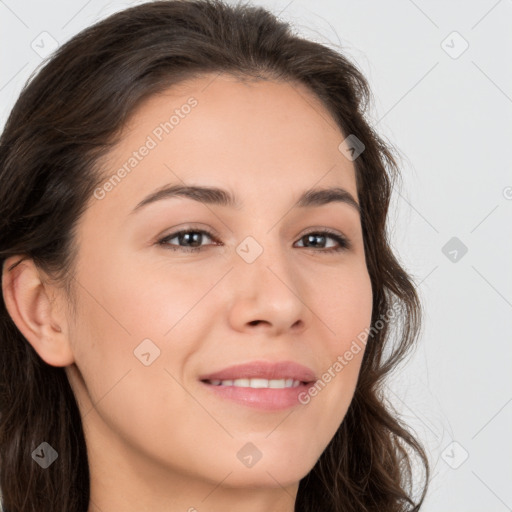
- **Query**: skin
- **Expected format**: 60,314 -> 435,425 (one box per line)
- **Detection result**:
2,74 -> 373,512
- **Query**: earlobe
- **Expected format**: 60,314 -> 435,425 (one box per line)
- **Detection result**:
1,256 -> 75,367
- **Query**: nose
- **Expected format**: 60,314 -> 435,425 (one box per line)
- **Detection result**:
227,241 -> 311,337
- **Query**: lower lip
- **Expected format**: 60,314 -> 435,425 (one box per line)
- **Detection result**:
200,381 -> 314,411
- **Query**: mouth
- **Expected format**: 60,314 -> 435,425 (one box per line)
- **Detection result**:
198,359 -> 317,384
201,377 -> 311,389
198,360 -> 318,411
199,378 -> 316,411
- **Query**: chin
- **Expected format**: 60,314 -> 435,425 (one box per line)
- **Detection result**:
220,467 -> 309,489
212,449 -> 318,488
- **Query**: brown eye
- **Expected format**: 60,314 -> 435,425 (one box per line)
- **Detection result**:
158,229 -> 218,252
295,230 -> 351,252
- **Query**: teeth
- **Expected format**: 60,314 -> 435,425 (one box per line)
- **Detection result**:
208,378 -> 301,388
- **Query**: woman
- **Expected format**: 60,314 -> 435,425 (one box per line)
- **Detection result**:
0,1 -> 430,510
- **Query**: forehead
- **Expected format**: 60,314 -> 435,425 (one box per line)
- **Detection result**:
89,73 -> 358,220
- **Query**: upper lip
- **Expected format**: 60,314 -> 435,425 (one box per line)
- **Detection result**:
199,360 -> 317,383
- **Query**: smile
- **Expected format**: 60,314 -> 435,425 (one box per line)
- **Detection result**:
203,378 -> 303,388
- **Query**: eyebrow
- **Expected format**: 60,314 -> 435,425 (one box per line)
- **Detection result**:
130,184 -> 361,216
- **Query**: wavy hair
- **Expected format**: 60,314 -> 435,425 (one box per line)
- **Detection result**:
0,1 -> 430,510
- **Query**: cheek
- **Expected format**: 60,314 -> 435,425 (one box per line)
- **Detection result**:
68,254 -> 221,407
76,256 -> 206,343
315,262 -> 373,349
67,267 -> 198,453
305,264 -> 372,420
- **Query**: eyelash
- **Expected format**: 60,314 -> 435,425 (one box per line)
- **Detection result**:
157,228 -> 351,253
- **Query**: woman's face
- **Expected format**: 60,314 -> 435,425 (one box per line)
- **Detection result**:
64,74 -> 373,501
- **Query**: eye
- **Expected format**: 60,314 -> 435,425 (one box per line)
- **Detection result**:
157,229 -> 217,253
157,227 -> 351,253
295,229 -> 351,252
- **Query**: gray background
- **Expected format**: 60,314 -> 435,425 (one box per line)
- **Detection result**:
1,0 -> 511,510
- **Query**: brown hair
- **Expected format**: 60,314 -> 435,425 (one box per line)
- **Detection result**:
0,1 -> 430,510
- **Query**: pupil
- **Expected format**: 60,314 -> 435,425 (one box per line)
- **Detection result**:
183,232 -> 201,247
307,234 -> 324,247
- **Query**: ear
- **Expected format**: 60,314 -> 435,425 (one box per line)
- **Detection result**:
1,255 -> 75,367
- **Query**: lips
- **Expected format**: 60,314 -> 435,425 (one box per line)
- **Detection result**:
198,360 -> 317,384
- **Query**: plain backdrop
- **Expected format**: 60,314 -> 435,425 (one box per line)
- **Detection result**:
1,0 -> 511,510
